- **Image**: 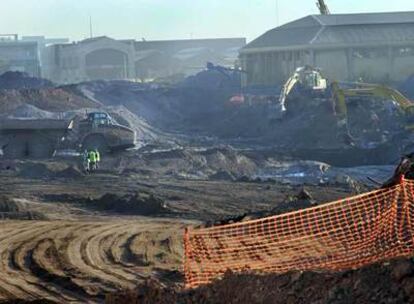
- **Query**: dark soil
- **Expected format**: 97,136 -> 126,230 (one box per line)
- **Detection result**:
0,195 -> 47,220
106,258 -> 414,304
0,71 -> 54,90
82,192 -> 168,216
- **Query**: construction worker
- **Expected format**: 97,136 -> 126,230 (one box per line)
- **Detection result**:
88,149 -> 97,171
82,149 -> 90,172
95,149 -> 100,169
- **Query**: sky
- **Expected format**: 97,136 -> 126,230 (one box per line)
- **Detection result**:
1,0 -> 414,42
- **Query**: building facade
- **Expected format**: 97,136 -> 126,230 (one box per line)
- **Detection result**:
239,12 -> 414,87
0,35 -> 40,77
43,37 -> 246,84
43,37 -> 136,84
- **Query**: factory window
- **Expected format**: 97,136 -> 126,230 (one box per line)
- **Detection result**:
396,47 -> 414,57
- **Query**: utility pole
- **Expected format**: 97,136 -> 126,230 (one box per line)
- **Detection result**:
275,0 -> 279,26
89,15 -> 93,38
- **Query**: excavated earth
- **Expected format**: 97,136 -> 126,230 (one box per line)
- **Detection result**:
0,153 -> 364,303
0,72 -> 412,303
106,258 -> 414,304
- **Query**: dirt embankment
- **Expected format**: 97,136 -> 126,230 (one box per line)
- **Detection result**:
0,87 -> 98,114
0,72 -> 98,114
107,259 -> 414,304
0,196 -> 46,220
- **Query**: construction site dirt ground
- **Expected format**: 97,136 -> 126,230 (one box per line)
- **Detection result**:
0,72 -> 412,303
0,157 -> 360,303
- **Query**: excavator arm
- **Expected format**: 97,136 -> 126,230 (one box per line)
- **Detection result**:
278,73 -> 300,111
331,81 -> 414,124
316,0 -> 330,15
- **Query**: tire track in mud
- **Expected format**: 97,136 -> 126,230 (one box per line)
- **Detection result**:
0,220 -> 183,303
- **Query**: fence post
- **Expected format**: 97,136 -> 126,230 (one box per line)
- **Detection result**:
183,227 -> 191,288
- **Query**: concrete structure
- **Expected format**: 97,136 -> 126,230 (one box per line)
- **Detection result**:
43,36 -> 136,83
0,35 -> 40,77
134,38 -> 246,78
43,37 -> 246,84
132,38 -> 246,80
240,12 -> 414,87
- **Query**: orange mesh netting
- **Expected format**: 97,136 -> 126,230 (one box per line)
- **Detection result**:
184,178 -> 414,288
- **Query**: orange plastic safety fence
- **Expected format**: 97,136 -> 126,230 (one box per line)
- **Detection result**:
184,178 -> 414,288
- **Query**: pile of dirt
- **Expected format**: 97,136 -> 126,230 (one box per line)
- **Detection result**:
0,195 -> 21,212
76,79 -> 407,166
205,188 -> 316,227
1,300 -> 56,304
16,162 -> 84,179
106,258 -> 414,304
0,196 -> 47,220
138,146 -> 258,181
0,71 -> 54,90
82,191 -> 168,215
0,86 -> 98,114
54,165 -> 83,179
209,170 -> 235,181
18,162 -> 55,179
7,104 -> 57,119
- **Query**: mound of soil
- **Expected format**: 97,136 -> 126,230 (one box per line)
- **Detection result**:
83,192 -> 167,215
0,71 -> 54,90
0,300 -> 56,304
18,162 -> 54,179
54,165 -> 83,179
7,104 -> 57,119
0,211 -> 47,220
0,87 -> 97,114
106,258 -> 414,304
0,195 -> 21,212
0,196 -> 47,220
17,162 -> 83,179
205,188 -> 316,227
209,170 -> 235,181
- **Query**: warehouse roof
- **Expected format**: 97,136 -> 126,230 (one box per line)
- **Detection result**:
242,11 -> 414,52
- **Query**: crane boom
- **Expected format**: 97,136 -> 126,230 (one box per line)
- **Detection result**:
316,0 -> 330,15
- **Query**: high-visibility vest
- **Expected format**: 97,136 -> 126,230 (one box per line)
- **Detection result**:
88,151 -> 96,162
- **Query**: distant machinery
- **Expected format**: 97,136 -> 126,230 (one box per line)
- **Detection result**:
316,0 -> 330,15
0,112 -> 136,159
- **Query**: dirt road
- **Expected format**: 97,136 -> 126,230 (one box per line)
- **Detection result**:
0,220 -> 184,303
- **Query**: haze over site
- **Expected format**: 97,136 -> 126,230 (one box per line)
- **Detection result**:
2,0 -> 414,42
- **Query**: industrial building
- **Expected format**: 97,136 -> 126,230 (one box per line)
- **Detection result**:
43,37 -> 246,84
239,11 -> 414,87
0,35 -> 40,77
42,36 -> 136,84
132,38 -> 245,80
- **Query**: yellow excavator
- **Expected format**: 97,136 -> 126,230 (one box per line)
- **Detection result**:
316,0 -> 330,15
330,81 -> 414,127
280,65 -> 413,121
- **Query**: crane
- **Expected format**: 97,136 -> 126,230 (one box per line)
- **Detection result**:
316,0 -> 330,15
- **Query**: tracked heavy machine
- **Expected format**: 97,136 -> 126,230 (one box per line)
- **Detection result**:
0,112 -> 135,158
279,66 -> 329,112
280,66 -> 413,120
